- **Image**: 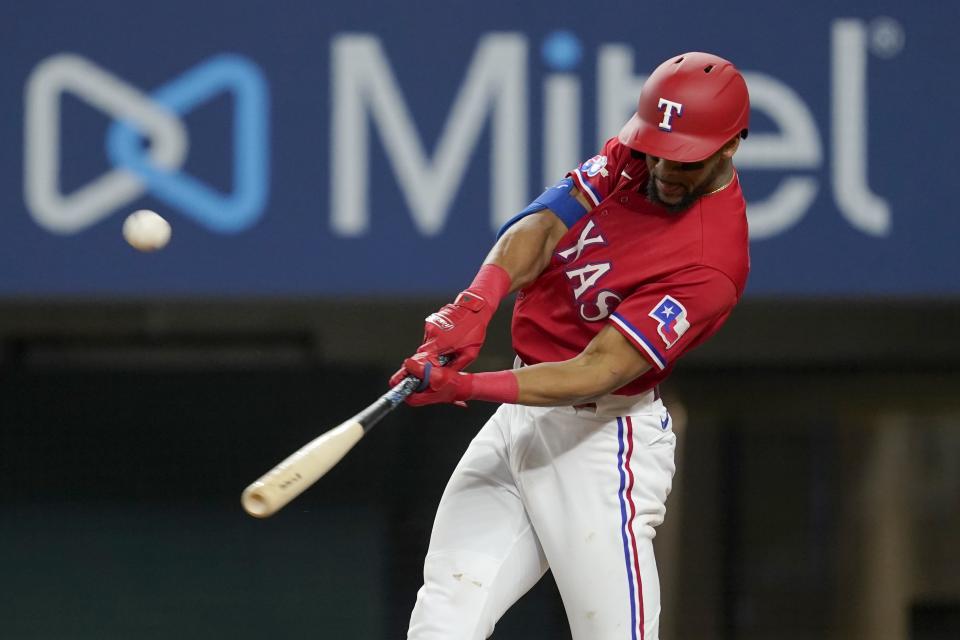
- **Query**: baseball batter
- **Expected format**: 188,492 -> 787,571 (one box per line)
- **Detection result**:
391,52 -> 751,640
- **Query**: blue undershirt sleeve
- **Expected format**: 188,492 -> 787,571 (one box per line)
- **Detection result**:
496,177 -> 588,239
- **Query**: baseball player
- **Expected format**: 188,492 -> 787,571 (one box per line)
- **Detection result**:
391,52 -> 751,640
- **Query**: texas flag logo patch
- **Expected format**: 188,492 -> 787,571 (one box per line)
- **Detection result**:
649,295 -> 690,349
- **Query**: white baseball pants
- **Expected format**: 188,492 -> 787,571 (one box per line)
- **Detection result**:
407,391 -> 676,640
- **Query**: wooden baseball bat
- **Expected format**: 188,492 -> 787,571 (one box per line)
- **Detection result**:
241,358 -> 445,518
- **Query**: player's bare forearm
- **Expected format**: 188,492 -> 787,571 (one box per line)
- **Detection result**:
512,325 -> 652,406
483,211 -> 568,292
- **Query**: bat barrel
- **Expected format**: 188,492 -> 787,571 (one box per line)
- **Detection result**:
240,418 -> 365,518
241,484 -> 276,518
240,369 -> 435,518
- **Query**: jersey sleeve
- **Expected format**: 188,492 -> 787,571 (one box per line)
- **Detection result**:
568,136 -> 634,209
609,266 -> 738,371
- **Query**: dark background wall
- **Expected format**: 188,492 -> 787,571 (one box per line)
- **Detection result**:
2,300 -> 959,639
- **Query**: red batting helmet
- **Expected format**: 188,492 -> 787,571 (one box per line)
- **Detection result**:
618,52 -> 750,163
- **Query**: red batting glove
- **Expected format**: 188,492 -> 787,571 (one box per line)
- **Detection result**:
390,355 -> 520,407
400,354 -> 472,407
416,264 -> 511,370
387,351 -> 441,389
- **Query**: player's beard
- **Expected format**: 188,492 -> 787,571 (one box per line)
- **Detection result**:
645,162 -> 727,214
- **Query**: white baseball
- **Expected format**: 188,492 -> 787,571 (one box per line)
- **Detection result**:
123,209 -> 171,252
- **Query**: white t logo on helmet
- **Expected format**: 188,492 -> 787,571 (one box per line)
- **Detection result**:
657,98 -> 684,131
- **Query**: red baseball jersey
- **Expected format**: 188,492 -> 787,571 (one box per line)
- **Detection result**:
511,137 -> 750,395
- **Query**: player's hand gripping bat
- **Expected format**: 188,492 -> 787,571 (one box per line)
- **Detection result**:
241,356 -> 449,518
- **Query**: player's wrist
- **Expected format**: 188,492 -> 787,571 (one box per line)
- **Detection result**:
458,263 -> 512,314
462,370 -> 519,404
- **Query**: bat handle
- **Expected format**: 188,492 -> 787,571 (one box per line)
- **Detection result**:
382,354 -> 453,408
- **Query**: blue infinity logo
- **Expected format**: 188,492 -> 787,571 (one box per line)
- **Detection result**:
106,54 -> 270,233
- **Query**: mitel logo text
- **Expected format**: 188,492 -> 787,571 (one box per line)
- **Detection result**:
330,18 -> 899,240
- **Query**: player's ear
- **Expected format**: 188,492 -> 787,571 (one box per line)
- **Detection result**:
719,136 -> 740,160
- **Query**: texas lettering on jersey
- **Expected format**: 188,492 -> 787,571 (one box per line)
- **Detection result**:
556,219 -> 623,322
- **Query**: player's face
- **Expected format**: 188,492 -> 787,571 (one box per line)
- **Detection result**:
644,147 -> 729,213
